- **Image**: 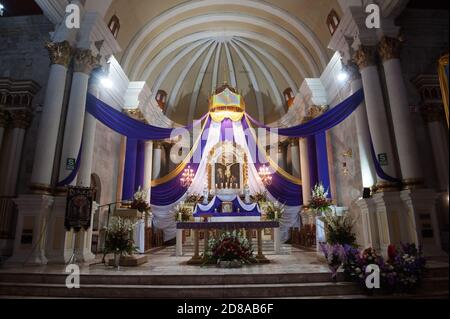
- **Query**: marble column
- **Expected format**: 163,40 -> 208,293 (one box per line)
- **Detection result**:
290,138 -> 300,178
354,45 -> 399,191
277,143 -> 286,170
0,109 -> 8,151
77,68 -> 101,187
379,37 -> 423,188
345,62 -> 377,189
30,41 -> 72,194
299,137 -> 311,205
152,142 -> 162,180
422,105 -> 449,192
58,48 -> 99,187
143,141 -> 154,197
3,110 -> 33,197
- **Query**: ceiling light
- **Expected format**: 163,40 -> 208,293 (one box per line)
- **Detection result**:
337,71 -> 349,82
100,77 -> 113,89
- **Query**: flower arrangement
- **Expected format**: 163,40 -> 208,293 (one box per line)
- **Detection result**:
319,243 -> 346,280
185,193 -> 204,204
251,191 -> 268,204
131,187 -> 151,214
103,217 -> 137,257
324,243 -> 427,293
308,183 -> 332,213
174,204 -> 192,222
264,201 -> 285,221
204,231 -> 256,267
320,210 -> 357,246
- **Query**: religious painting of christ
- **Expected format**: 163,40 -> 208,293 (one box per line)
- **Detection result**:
214,163 -> 240,189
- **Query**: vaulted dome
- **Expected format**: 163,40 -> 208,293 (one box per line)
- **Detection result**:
105,0 -> 340,124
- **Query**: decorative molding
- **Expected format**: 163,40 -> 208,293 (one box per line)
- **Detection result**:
123,108 -> 147,123
73,49 -> 101,74
0,109 -> 10,128
353,45 -> 377,70
45,41 -> 73,67
307,105 -> 329,119
10,109 -> 33,129
378,36 -> 402,62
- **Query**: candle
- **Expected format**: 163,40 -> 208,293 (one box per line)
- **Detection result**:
178,212 -> 182,221
275,211 -> 278,220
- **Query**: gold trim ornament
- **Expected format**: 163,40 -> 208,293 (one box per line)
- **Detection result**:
378,36 -> 402,62
45,41 -> 73,67
438,54 -> 449,127
0,109 -> 10,128
209,84 -> 245,122
73,48 -> 101,75
10,109 -> 33,129
353,45 -> 377,70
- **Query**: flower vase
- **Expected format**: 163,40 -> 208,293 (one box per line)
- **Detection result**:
113,253 -> 121,270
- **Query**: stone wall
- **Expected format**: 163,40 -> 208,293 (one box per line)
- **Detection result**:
0,15 -> 54,195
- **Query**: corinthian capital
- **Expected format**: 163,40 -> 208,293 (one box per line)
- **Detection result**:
353,45 -> 377,70
0,109 -> 10,128
45,41 -> 73,67
73,49 -> 101,75
378,36 -> 402,62
10,109 -> 33,129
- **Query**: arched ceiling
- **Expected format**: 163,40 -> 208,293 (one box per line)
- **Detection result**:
105,0 -> 341,124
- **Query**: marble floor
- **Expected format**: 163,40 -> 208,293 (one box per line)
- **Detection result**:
0,246 -> 332,276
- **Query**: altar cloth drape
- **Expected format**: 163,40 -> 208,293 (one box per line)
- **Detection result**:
85,93 -> 208,140
245,89 -> 365,137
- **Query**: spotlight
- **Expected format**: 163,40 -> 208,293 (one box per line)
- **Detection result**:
0,3 -> 5,16
337,71 -> 349,82
100,77 -> 113,89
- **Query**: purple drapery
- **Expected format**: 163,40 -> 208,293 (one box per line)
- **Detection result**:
135,140 -> 145,191
221,118 -> 235,143
85,93 -> 208,140
370,138 -> 401,183
150,117 -> 212,206
315,132 -> 331,198
241,119 -> 302,206
122,139 -> 138,200
307,136 -> 318,190
246,89 -> 365,137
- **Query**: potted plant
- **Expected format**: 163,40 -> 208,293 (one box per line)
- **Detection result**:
131,187 -> 151,215
320,210 -> 357,247
104,217 -> 137,269
204,231 -> 256,268
309,183 -> 332,216
174,204 -> 192,222
264,201 -> 285,221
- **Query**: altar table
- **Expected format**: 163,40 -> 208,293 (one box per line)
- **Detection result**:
176,221 -> 281,264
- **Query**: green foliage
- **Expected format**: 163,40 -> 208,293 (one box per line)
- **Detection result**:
320,211 -> 357,246
104,217 -> 137,256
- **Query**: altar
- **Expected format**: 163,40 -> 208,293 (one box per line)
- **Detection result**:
176,221 -> 281,263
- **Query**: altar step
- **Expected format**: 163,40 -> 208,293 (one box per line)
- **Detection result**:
0,266 -> 447,298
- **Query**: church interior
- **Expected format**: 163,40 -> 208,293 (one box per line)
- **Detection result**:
0,0 -> 448,299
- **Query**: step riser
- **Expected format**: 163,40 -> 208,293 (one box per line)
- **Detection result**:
0,273 -> 344,286
0,284 -> 364,299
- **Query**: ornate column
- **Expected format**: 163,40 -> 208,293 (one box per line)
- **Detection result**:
379,37 -> 423,188
143,141 -> 154,198
422,105 -> 449,192
345,62 -> 377,189
58,48 -> 99,188
152,141 -> 162,180
3,110 -> 33,197
277,142 -> 286,170
0,109 -> 9,151
77,68 -> 101,187
290,138 -> 300,178
354,46 -> 399,191
299,137 -> 311,206
30,41 -> 72,194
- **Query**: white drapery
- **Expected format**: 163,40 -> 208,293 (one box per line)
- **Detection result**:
151,119 -> 301,242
